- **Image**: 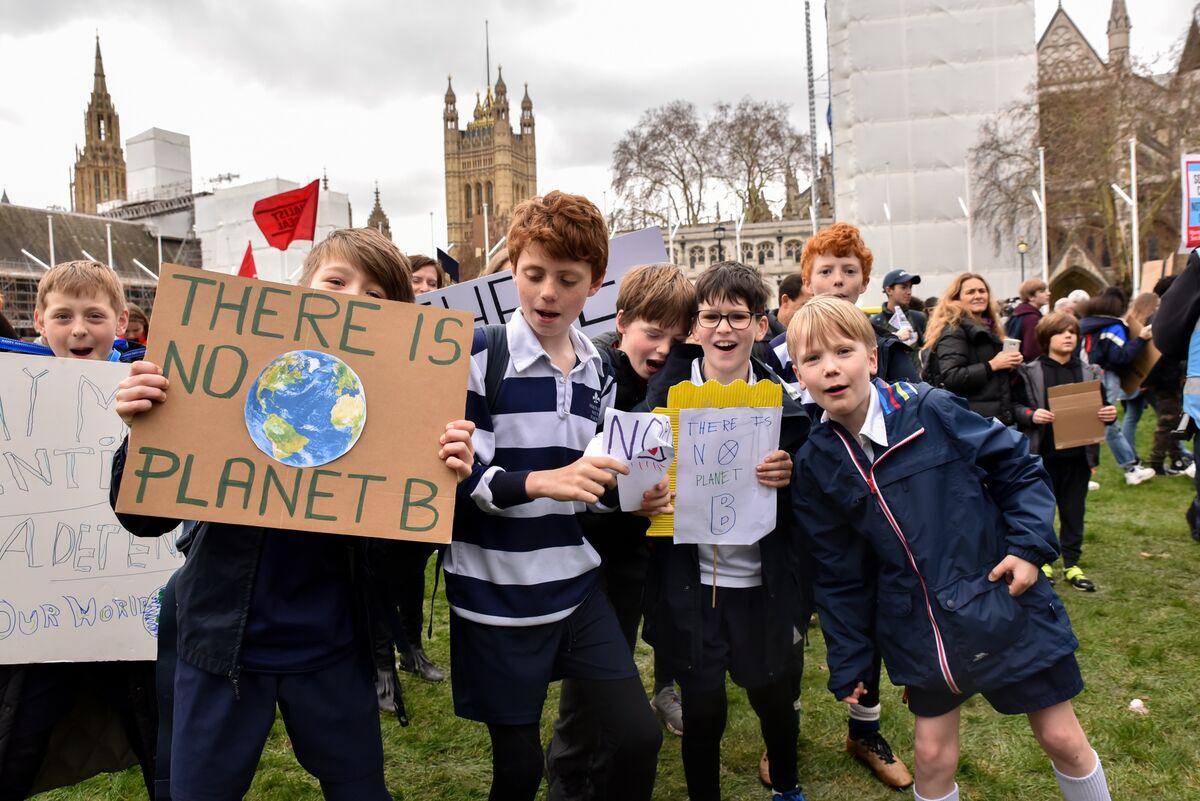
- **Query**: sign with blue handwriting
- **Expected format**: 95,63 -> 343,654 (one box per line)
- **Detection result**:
673,406 -> 781,545
600,408 -> 673,512
0,354 -> 183,663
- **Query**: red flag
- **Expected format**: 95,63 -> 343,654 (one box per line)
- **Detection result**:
252,180 -> 320,250
237,241 -> 258,278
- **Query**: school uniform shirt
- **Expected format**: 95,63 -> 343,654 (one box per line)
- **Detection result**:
689,358 -> 763,588
445,312 -> 616,627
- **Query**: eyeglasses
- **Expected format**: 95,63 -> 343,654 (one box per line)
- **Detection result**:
694,310 -> 761,329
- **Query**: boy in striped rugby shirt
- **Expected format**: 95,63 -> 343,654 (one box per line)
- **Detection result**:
444,192 -> 669,801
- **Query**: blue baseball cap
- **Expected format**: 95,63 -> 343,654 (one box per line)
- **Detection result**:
883,269 -> 921,289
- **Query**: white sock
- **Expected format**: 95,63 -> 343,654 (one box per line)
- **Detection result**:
914,783 -> 959,801
848,702 -> 881,723
1054,750 -> 1111,801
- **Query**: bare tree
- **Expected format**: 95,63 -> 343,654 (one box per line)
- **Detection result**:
611,101 -> 712,227
709,98 -> 807,224
972,66 -> 1198,288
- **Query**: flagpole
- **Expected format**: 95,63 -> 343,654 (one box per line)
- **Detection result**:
430,211 -> 435,256
47,215 -> 55,268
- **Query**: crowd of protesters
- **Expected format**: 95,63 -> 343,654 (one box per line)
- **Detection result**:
18,201 -> 1200,801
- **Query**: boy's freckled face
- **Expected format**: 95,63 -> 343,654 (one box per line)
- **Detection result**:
616,313 -> 687,380
795,335 -> 877,424
412,266 -> 440,295
34,290 -> 127,360
308,260 -> 386,299
693,297 -> 766,380
807,252 -> 867,303
514,242 -> 602,343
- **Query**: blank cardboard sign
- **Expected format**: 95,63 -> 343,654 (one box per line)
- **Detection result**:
117,264 -> 473,544
1048,380 -> 1106,450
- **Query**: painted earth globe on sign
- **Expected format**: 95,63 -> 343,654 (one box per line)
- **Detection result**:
244,350 -> 367,468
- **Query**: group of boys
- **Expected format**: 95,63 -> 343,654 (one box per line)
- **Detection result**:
0,193 -> 1112,801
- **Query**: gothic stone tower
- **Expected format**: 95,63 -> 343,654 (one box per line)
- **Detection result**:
73,36 -> 126,214
443,67 -> 536,270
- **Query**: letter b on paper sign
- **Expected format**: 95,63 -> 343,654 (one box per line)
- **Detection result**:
710,493 -> 736,535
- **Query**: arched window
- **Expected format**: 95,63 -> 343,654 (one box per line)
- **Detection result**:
487,181 -> 494,209
708,245 -> 721,264
742,243 -> 754,264
102,172 -> 110,199
476,183 -> 483,214
784,240 -> 802,263
757,242 -> 773,265
465,185 -> 473,218
690,246 -> 705,269
98,117 -> 106,141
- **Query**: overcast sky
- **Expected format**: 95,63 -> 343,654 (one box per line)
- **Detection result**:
0,0 -> 1191,263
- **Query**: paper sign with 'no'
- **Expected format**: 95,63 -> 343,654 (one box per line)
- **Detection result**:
648,380 -> 782,545
117,265 -> 473,544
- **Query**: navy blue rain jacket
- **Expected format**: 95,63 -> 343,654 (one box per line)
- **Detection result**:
793,379 -> 1077,700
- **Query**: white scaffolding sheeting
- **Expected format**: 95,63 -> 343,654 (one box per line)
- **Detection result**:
829,0 -> 1036,299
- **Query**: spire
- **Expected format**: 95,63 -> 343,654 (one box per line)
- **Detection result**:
485,19 -> 491,88
0,188 -> 9,205
1180,8 -> 1200,75
444,75 -> 456,105
322,167 -> 329,190
1107,0 -> 1131,69
495,65 -> 507,96
93,34 -> 108,95
521,82 -> 532,111
366,180 -> 391,241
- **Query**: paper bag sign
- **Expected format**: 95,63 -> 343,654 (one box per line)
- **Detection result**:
646,380 -> 783,545
117,264 -> 474,544
592,409 -> 674,512
0,354 -> 183,663
1048,380 -> 1106,449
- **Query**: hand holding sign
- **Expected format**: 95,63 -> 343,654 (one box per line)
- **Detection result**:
593,409 -> 674,512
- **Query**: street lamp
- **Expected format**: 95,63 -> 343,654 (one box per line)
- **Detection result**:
713,223 -> 726,262
1017,238 -> 1029,283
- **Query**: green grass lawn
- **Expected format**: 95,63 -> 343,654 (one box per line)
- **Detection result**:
39,412 -> 1200,800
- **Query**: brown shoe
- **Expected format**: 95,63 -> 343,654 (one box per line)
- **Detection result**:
846,732 -> 913,789
758,750 -> 772,787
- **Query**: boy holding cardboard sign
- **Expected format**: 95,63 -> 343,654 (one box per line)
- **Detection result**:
444,192 -> 669,801
111,229 -> 476,801
1013,312 -> 1117,592
639,261 -> 811,801
0,260 -> 156,800
790,297 -> 1110,801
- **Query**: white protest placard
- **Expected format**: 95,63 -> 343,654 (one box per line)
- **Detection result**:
418,227 -> 665,337
0,354 -> 183,663
673,406 -> 781,545
601,408 -> 673,512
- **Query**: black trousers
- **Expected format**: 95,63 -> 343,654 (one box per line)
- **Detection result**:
370,540 -> 439,669
546,538 -> 648,801
1150,388 -> 1185,466
488,675 -> 660,801
1046,452 -> 1090,568
679,679 -> 799,801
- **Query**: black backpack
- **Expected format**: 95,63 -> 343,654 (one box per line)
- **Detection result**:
1004,314 -> 1024,342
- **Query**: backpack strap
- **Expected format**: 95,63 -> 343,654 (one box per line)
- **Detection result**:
482,324 -> 510,414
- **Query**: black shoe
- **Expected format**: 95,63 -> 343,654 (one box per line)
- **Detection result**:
399,646 -> 446,682
1063,566 -> 1096,592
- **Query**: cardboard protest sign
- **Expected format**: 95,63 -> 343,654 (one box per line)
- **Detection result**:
417,227 -> 665,336
591,408 -> 673,512
646,380 -> 783,542
0,354 -> 183,663
1048,380 -> 1106,449
1121,340 -> 1161,397
117,265 -> 473,544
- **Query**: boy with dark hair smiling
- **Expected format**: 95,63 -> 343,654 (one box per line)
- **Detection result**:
640,261 -> 810,801
790,296 -> 1110,801
445,192 -> 667,801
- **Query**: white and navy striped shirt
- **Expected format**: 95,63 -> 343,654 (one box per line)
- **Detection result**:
444,312 -> 616,627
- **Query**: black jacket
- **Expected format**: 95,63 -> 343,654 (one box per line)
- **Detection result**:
1154,249 -> 1200,362
931,317 -> 1014,424
109,441 -> 375,684
872,320 -> 921,383
637,344 -> 812,682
